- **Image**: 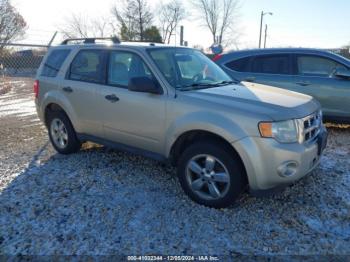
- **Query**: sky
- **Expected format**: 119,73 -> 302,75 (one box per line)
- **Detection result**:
12,0 -> 350,51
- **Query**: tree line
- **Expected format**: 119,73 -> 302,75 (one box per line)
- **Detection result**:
0,0 -> 242,50
57,0 -> 242,47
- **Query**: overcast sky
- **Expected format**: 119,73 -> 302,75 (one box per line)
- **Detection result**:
12,0 -> 350,50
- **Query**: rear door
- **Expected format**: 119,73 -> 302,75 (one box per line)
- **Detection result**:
224,54 -> 297,90
291,54 -> 350,118
244,54 -> 296,90
62,49 -> 107,137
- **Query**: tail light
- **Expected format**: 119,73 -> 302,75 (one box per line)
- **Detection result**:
33,80 -> 39,98
212,54 -> 222,62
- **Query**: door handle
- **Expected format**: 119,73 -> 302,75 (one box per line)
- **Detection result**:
62,86 -> 73,93
296,81 -> 311,86
244,77 -> 255,82
105,94 -> 119,102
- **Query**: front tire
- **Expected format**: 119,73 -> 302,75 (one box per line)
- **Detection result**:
177,142 -> 246,208
47,111 -> 81,154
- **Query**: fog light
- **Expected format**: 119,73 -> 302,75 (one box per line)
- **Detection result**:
277,161 -> 299,177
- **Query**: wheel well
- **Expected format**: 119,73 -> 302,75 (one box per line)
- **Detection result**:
169,130 -> 247,181
44,103 -> 66,127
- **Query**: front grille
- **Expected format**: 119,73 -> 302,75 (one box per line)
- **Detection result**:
297,111 -> 322,143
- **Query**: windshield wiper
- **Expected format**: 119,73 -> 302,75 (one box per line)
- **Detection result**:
216,80 -> 239,85
177,82 -> 221,91
177,79 -> 241,91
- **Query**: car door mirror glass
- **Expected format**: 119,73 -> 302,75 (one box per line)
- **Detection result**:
128,77 -> 162,94
334,68 -> 350,79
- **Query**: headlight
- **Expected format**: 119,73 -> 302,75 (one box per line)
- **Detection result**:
259,120 -> 298,143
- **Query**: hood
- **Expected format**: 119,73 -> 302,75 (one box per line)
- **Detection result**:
183,81 -> 320,121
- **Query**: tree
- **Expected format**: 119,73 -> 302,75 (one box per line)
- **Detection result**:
0,0 -> 26,51
143,26 -> 162,43
158,0 -> 185,44
191,0 -> 240,47
111,0 -> 153,41
119,23 -> 136,41
339,45 -> 350,59
60,14 -> 112,39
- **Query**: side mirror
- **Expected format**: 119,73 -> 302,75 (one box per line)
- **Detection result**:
334,68 -> 350,79
128,77 -> 162,95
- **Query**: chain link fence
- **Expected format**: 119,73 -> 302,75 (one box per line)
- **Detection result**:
0,44 -> 48,78
0,43 -> 48,94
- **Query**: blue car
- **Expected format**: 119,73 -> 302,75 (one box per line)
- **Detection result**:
214,48 -> 350,123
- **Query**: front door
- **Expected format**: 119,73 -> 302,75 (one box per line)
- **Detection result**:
291,54 -> 350,118
98,50 -> 167,154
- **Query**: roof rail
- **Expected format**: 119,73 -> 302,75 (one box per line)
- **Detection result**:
60,37 -> 121,45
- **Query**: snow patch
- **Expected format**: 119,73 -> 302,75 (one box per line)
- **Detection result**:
0,83 -> 36,118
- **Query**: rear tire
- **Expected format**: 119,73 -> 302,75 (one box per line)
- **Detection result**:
177,142 -> 246,208
47,110 -> 81,154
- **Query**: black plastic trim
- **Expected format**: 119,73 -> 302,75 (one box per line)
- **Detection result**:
323,116 -> 350,124
61,37 -> 120,45
77,133 -> 168,163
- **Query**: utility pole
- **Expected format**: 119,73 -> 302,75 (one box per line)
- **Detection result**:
264,24 -> 267,48
180,26 -> 184,46
258,11 -> 263,48
258,11 -> 272,48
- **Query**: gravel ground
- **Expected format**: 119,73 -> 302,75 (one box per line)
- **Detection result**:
0,78 -> 349,257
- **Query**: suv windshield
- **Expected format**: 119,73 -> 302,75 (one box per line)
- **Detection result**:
148,48 -> 234,90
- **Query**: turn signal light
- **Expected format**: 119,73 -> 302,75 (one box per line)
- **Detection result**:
258,122 -> 273,138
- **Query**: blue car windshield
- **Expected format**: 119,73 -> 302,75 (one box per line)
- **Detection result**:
147,48 -> 234,90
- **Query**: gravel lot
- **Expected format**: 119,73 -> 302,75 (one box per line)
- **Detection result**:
0,78 -> 349,257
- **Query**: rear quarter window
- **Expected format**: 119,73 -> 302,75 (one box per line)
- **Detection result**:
41,49 -> 70,77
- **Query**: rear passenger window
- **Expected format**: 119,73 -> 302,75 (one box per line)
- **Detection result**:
108,51 -> 154,87
41,49 -> 70,77
69,50 -> 105,83
225,57 -> 250,72
251,55 -> 290,75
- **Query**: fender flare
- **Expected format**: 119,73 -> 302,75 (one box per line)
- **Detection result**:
164,111 -> 247,157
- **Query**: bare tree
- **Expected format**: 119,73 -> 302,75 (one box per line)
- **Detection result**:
111,1 -> 137,40
0,0 -> 26,50
158,0 -> 185,44
111,0 -> 153,41
60,14 -> 112,39
191,0 -> 240,47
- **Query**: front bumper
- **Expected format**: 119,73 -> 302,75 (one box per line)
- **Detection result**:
232,127 -> 328,191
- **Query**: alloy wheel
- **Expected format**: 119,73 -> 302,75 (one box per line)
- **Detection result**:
50,118 -> 68,149
185,154 -> 231,200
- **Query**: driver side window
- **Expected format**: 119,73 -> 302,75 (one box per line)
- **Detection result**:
297,55 -> 346,77
108,51 -> 155,88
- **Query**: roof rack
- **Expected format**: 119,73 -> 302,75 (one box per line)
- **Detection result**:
60,37 -> 121,45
